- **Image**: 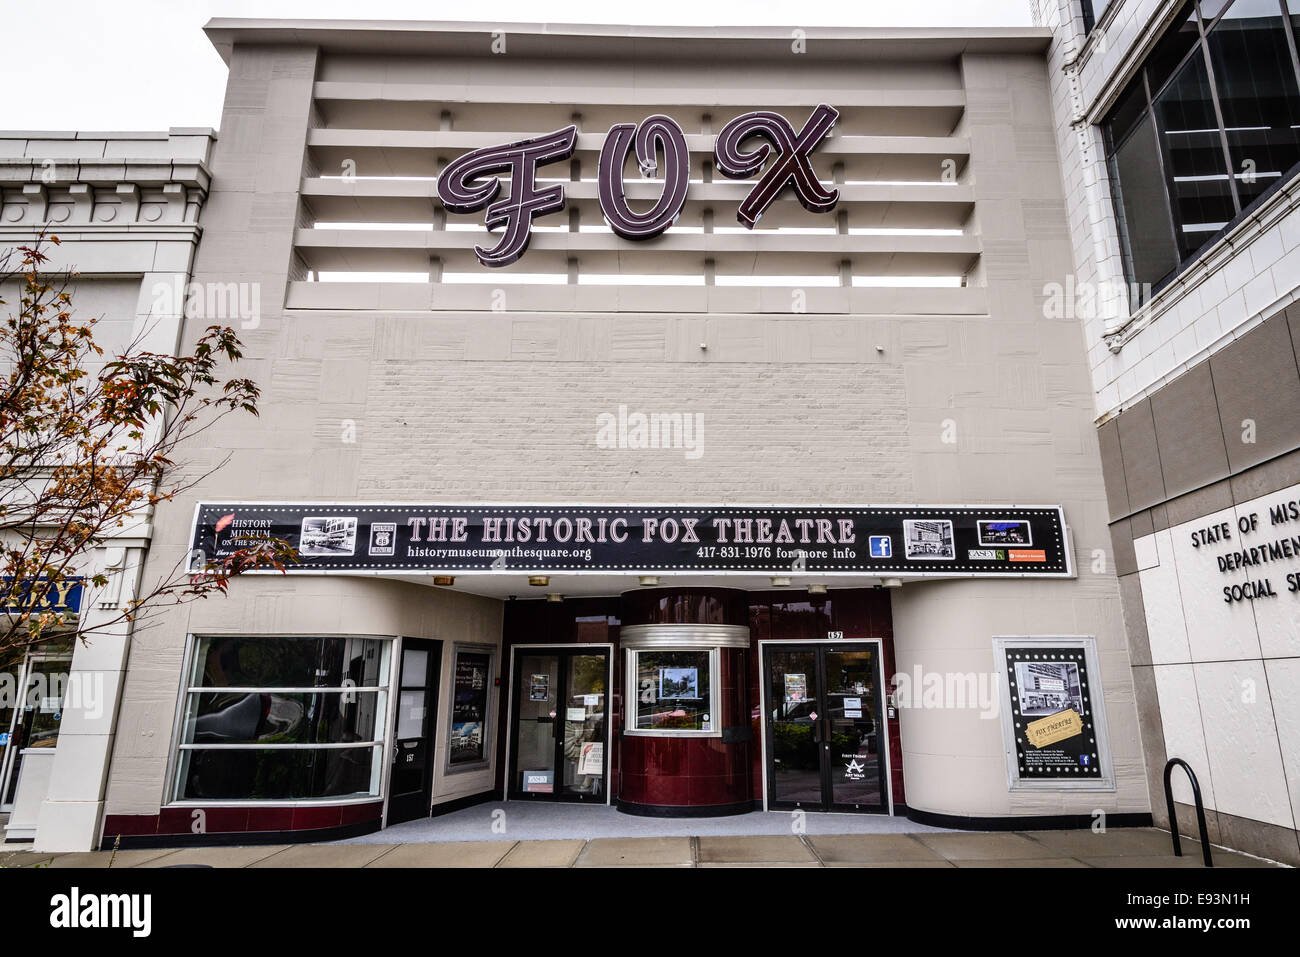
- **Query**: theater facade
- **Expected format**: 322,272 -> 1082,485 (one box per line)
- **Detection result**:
22,19 -> 1152,850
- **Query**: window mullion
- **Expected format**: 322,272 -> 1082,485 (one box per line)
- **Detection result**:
1197,13 -> 1244,214
1277,0 -> 1300,108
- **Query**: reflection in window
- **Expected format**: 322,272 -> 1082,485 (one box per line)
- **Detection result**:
175,747 -> 378,800
1104,0 -> 1300,303
630,650 -> 714,733
174,636 -> 391,801
1208,0 -> 1300,207
1146,3 -> 1201,84
1155,51 -> 1235,259
1110,114 -> 1180,289
1081,0 -> 1114,32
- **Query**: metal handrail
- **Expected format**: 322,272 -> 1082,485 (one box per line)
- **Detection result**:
1163,757 -> 1213,867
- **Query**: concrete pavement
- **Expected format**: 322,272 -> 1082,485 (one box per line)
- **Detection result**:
0,828 -> 1287,868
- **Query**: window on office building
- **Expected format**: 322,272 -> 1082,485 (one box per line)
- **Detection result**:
173,636 -> 391,801
1081,0 -> 1114,32
1103,0 -> 1300,303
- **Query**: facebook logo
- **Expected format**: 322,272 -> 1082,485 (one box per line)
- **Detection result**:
1079,755 -> 1091,766
869,535 -> 892,559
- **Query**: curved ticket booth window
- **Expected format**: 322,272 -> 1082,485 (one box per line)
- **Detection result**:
628,648 -> 716,734
618,589 -> 753,816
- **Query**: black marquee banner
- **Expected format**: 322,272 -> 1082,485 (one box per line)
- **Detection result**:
189,503 -> 1071,577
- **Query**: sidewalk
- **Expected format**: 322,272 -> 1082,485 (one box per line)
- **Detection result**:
0,828 -> 1286,868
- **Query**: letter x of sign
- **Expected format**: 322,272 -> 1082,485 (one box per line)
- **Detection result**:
435,106 -> 841,267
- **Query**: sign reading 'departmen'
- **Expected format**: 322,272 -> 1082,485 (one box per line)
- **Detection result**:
190,503 -> 1071,577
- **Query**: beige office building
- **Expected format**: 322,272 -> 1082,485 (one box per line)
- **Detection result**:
1037,0 -> 1300,866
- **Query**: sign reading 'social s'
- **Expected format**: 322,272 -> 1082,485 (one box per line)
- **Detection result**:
190,503 -> 1072,577
436,106 -> 841,266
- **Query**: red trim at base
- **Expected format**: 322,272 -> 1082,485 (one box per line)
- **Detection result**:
102,801 -> 383,842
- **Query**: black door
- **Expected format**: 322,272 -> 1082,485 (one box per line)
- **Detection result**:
387,638 -> 441,825
508,648 -> 609,802
765,643 -> 888,813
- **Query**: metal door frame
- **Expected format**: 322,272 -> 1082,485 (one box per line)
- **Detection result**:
758,638 -> 893,815
504,643 -> 613,806
383,636 -> 443,826
0,654 -> 35,812
0,646 -> 74,812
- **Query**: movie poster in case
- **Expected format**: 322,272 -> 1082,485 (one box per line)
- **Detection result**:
994,638 -> 1114,790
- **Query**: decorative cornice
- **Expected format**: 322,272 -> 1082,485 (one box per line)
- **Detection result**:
0,159 -> 210,230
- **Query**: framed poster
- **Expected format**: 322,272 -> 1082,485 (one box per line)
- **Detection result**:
529,674 -> 551,701
578,742 -> 604,776
446,644 -> 495,773
659,667 -> 699,699
784,673 -> 807,703
993,637 -> 1114,791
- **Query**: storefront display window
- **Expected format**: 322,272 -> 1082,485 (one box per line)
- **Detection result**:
172,636 -> 391,801
446,644 -> 493,771
0,637 -> 74,809
628,649 -> 717,734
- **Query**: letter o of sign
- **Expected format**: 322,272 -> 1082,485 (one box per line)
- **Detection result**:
598,115 -> 690,240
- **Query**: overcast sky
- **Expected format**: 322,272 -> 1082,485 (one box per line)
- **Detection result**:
0,1 -> 1033,131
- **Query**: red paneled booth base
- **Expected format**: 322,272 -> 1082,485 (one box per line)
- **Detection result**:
101,802 -> 383,847
618,645 -> 753,813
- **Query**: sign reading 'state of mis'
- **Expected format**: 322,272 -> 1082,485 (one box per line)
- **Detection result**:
191,504 -> 1071,576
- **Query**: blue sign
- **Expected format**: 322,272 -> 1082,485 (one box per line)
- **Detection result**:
0,577 -> 83,614
0,733 -> 8,746
868,535 -> 892,559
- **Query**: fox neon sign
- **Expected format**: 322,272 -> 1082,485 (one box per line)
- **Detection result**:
436,105 -> 841,267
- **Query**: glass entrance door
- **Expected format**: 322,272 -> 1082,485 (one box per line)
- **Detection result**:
387,638 -> 441,825
823,647 -> 886,810
1,643 -> 74,812
765,642 -> 887,813
509,648 -> 609,802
